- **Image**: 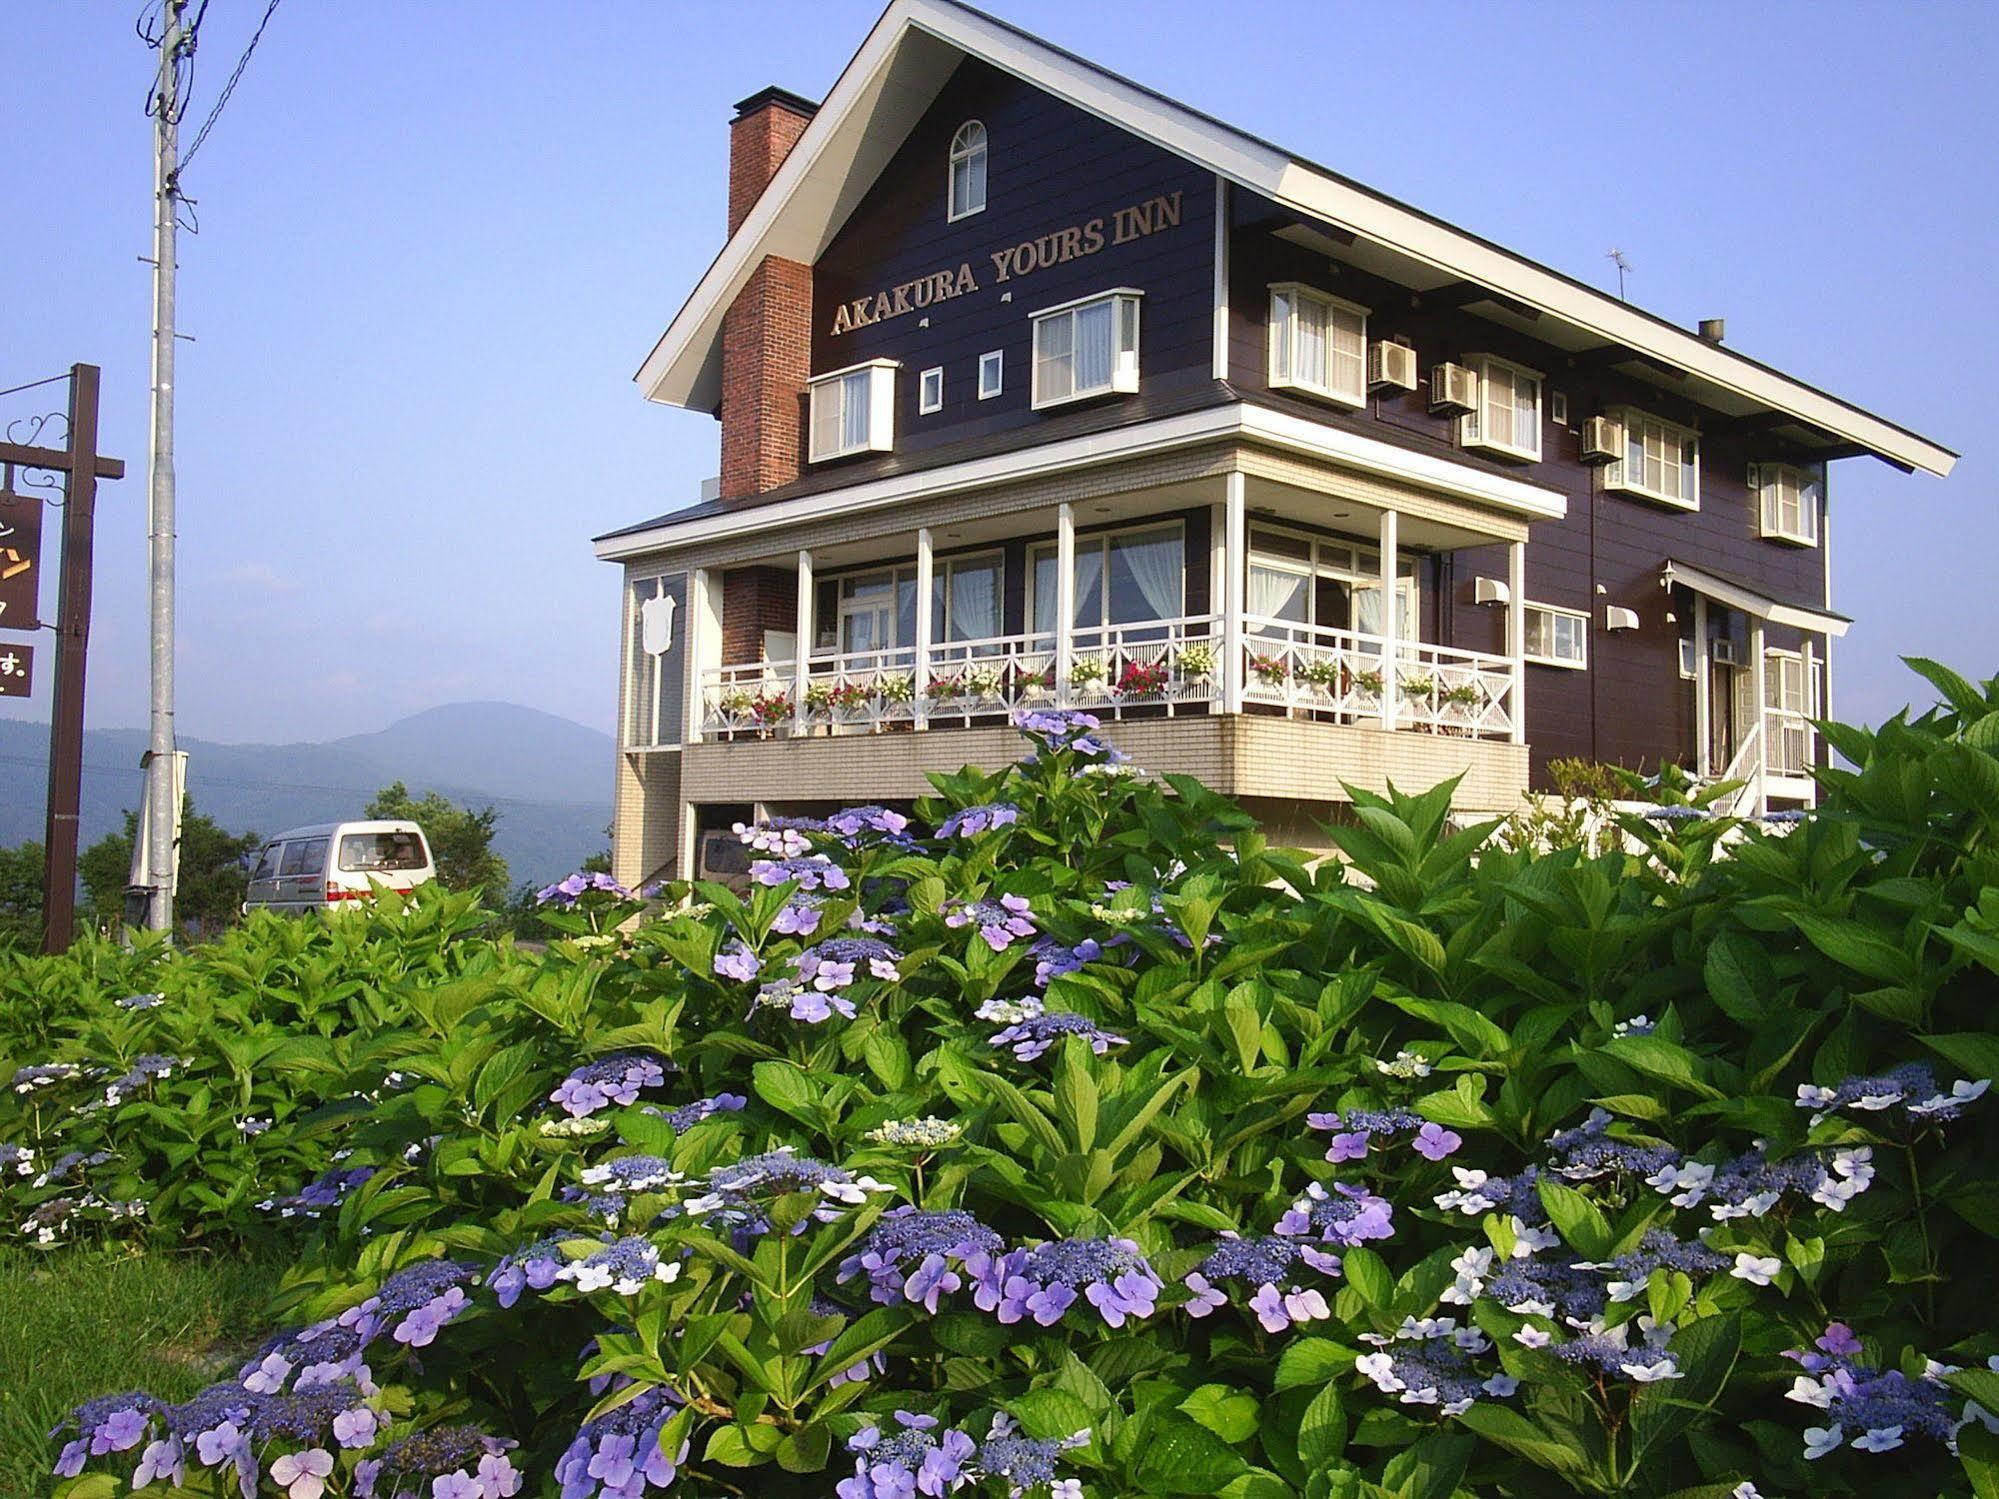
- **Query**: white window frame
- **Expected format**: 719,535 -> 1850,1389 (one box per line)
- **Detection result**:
1245,521 -> 1418,639
947,120 -> 988,222
1458,355 -> 1544,462
918,366 -> 944,416
807,359 -> 899,463
1604,405 -> 1701,510
1752,461 -> 1823,547
977,350 -> 1004,400
623,572 -> 676,749
1522,601 -> 1588,670
1763,647 -> 1819,774
1030,289 -> 1143,410
1266,282 -> 1368,408
1549,390 -> 1569,426
1028,519 -> 1187,633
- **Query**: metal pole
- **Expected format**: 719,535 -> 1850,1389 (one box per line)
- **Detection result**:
144,0 -> 185,934
41,366 -> 104,954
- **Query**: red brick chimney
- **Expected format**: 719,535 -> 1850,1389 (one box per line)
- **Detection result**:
720,87 -> 818,501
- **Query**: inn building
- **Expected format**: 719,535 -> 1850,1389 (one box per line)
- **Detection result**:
596,0 -> 1955,888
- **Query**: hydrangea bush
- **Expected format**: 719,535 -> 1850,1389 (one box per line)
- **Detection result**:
7,658 -> 1999,1497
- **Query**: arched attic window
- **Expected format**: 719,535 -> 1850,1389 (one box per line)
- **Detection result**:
948,120 -> 988,221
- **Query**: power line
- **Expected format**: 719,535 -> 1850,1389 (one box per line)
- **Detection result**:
175,0 -> 284,181
0,751 -> 605,810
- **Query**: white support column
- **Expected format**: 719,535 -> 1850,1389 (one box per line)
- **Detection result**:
794,550 -> 814,736
914,527 -> 934,731
686,567 -> 719,746
1210,175 -> 1231,381
1221,471 -> 1246,714
677,802 -> 699,891
1749,619 -> 1769,817
1055,503 -> 1076,706
1801,634 -> 1819,804
1692,593 -> 1711,775
1505,541 -> 1526,746
1378,508 -> 1400,731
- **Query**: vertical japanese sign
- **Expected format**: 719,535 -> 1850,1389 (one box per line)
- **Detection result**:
0,489 -> 41,628
0,641 -> 31,697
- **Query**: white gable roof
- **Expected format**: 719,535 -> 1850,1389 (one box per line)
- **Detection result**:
635,0 -> 1955,477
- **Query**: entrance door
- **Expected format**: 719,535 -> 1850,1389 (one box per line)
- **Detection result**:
1708,662 -> 1741,773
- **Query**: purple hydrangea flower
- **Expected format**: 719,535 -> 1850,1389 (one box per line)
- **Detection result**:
836,1411 -> 979,1499
548,1053 -> 669,1118
773,896 -> 825,936
535,870 -> 632,906
1029,937 -> 1103,987
676,1148 -> 892,1241
355,1426 -> 515,1499
734,817 -> 825,856
795,937 -> 902,990
826,805 -> 912,842
944,893 -> 1037,952
989,1011 -> 1127,1062
1413,1122 -> 1463,1160
837,1208 -> 1006,1312
936,803 -> 1019,839
1186,1234 -> 1343,1333
750,854 -> 851,891
258,1165 -> 374,1220
488,1235 -> 570,1308
971,1237 -> 1164,1329
642,1093 -> 747,1134
713,940 -> 760,981
555,1386 -> 685,1499
1275,1181 -> 1396,1247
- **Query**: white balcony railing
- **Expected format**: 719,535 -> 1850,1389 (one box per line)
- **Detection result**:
1240,618 -> 1516,739
695,612 -> 1516,743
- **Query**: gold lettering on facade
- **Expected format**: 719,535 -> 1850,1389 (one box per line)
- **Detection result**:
827,191 -> 1188,336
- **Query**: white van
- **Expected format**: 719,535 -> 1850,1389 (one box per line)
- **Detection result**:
244,821 -> 436,915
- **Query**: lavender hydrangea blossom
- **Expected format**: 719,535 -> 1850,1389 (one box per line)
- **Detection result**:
549,1053 -> 669,1118
1275,1180 -> 1396,1248
1014,707 -> 1125,761
676,1149 -> 893,1240
750,853 -> 851,891
354,1425 -> 520,1499
535,870 -> 632,906
1354,1318 -> 1517,1415
944,893 -> 1038,952
837,1410 -> 979,1499
712,939 -> 760,981
936,803 -> 1019,839
1796,1064 -> 1990,1128
988,1011 -> 1127,1062
826,804 -> 912,842
1782,1323 -> 1967,1461
641,1093 -> 747,1133
258,1165 -> 375,1219
755,975 -> 855,1024
837,1207 -> 1006,1313
1028,937 -> 1103,988
734,816 -> 826,856
1182,1234 -> 1342,1333
553,1386 -> 687,1499
773,895 -> 825,936
795,936 -> 903,990
971,1237 -> 1164,1328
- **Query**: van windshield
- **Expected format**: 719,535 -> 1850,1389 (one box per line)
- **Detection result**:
339,831 -> 430,872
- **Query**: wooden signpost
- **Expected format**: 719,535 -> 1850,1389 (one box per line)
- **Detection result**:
0,364 -> 124,951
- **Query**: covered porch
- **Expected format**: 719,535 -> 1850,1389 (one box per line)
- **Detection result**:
685,464 -> 1532,749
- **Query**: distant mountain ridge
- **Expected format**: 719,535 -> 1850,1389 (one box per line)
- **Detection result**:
0,702 -> 613,888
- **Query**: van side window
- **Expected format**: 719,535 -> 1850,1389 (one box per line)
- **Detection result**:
251,843 -> 283,880
280,838 -> 328,877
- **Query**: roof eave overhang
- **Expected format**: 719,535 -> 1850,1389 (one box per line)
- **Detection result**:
634,0 -> 1956,479
1661,559 -> 1852,637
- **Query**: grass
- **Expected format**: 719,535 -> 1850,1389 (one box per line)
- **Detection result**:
0,1246 -> 282,1496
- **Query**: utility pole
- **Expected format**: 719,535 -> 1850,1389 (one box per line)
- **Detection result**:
143,0 -> 187,934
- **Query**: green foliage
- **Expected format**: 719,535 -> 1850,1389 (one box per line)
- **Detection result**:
0,839 -> 42,949
364,780 -> 507,894
3,660 -> 1998,1498
77,798 -> 261,938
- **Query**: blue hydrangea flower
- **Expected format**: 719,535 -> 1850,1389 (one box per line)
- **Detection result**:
826,805 -> 913,842
754,976 -> 855,1024
1014,708 -> 1125,760
1797,1063 -> 1990,1128
713,940 -> 760,981
1354,1319 -> 1515,1415
836,1207 -> 1006,1313
677,1149 -> 893,1240
795,937 -> 902,991
945,893 -> 1037,951
536,870 -> 632,906
936,803 -> 1019,839
734,817 -> 826,856
97,1053 -> 181,1107
556,1236 -> 682,1296
353,1426 -> 518,1499
115,992 -> 166,1010
803,1296 -> 890,1388
750,854 -> 851,891
837,1411 -> 978,1499
258,1165 -> 374,1219
1029,937 -> 1103,987
488,1235 -> 570,1308
773,895 -> 825,936
1184,1233 -> 1343,1332
549,1053 -> 669,1118
1275,1181 -> 1395,1247
642,1093 -> 747,1133
989,1011 -> 1127,1062
554,1386 -> 686,1499
971,1237 -> 1164,1328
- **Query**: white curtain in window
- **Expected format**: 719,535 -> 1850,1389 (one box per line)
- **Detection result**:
1110,529 -> 1182,624
1036,316 -> 1074,403
948,563 -> 998,641
1330,309 -> 1363,397
1248,565 -> 1307,623
840,371 -> 869,451
1294,296 -> 1329,388
1074,302 -> 1113,392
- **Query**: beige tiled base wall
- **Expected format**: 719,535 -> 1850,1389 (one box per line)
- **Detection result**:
632,718 -> 1526,859
612,751 -> 684,890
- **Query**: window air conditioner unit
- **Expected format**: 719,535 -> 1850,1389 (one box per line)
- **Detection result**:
1580,414 -> 1625,466
1605,605 -> 1641,632
1429,361 -> 1477,416
1367,340 -> 1418,392
1712,637 -> 1742,666
1473,576 -> 1510,607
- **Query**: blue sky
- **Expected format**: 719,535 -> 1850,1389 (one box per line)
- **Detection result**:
4,0 -> 1992,744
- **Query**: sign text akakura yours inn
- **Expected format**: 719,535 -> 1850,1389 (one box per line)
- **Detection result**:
825,190 -> 1186,337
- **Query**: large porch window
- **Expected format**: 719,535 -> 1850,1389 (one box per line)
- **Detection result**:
816,554 -> 1005,656
1245,525 -> 1416,641
1029,523 -> 1184,638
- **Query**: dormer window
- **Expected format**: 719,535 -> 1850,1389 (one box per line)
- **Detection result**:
1753,461 -> 1822,546
1458,355 -> 1543,462
948,121 -> 987,221
1605,405 -> 1700,510
1268,284 -> 1367,407
808,360 -> 898,463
